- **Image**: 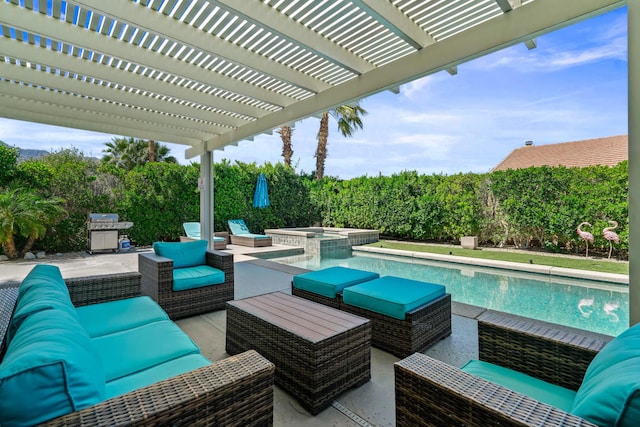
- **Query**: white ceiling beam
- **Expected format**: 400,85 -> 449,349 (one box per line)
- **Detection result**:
1,2 -> 295,108
73,0 -> 329,94
0,62 -> 245,130
213,0 -> 372,74
188,0 -> 626,156
351,0 -> 436,49
0,95 -> 202,146
0,37 -> 274,120
0,83 -> 212,141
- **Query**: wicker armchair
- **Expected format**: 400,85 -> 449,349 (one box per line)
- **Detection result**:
395,310 -> 613,427
139,249 -> 234,319
1,273 -> 274,427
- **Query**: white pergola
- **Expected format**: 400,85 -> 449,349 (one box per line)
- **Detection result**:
2,0 -> 638,325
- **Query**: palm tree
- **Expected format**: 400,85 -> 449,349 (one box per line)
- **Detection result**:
0,187 -> 65,258
277,125 -> 294,167
315,103 -> 367,180
102,137 -> 177,170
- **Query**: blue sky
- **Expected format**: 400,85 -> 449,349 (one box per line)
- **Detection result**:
0,6 -> 628,179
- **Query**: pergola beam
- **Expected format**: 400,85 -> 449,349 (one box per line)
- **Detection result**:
73,0 -> 329,94
188,0 -> 625,156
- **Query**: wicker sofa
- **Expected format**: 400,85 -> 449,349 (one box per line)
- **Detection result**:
139,240 -> 234,319
0,265 -> 275,427
394,310 -> 624,427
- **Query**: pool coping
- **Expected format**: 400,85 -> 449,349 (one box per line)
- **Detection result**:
353,246 -> 629,285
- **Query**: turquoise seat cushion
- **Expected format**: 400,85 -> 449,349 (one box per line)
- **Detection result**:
173,265 -> 225,291
0,308 -> 105,426
8,264 -> 78,343
213,236 -> 226,242
238,233 -> 270,239
92,319 -> 201,382
342,276 -> 445,320
293,266 -> 380,298
76,296 -> 169,338
105,354 -> 211,399
153,240 -> 207,268
462,360 -> 576,413
228,219 -> 251,235
571,323 -> 640,426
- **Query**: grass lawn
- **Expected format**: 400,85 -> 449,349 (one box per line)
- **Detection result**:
365,241 -> 629,275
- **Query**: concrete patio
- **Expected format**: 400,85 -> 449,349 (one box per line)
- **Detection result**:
0,244 -> 480,426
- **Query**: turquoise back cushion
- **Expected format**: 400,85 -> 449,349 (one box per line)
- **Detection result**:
153,240 -> 207,268
8,264 -> 78,343
572,323 -> 640,426
0,308 -> 105,426
228,219 -> 251,235
183,222 -> 201,239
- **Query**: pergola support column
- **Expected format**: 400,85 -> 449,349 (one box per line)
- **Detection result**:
629,0 -> 639,326
200,150 -> 214,250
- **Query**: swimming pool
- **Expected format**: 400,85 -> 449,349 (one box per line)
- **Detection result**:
268,251 -> 628,337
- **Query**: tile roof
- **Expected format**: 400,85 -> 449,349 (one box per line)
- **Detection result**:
492,135 -> 628,171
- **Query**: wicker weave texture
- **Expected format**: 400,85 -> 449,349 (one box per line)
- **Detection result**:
139,250 -> 234,319
395,352 -> 598,427
229,235 -> 272,247
0,287 -> 18,354
292,282 -> 451,358
65,272 -> 141,307
42,350 -> 275,427
478,310 -> 611,390
226,293 -> 371,415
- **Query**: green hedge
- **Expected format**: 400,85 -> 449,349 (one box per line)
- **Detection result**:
1,148 -> 628,258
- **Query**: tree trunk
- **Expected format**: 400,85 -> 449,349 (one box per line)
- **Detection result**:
279,126 -> 293,167
2,234 -> 17,259
315,112 -> 329,180
148,140 -> 155,163
22,234 -> 37,256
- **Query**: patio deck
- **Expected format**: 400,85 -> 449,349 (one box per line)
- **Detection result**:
0,244 -> 480,426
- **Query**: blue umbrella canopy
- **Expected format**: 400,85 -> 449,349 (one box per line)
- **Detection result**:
253,173 -> 270,208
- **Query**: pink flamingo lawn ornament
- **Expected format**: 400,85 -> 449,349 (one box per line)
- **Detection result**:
603,220 -> 620,259
576,222 -> 594,257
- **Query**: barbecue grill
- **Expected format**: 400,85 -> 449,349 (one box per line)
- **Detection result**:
87,213 -> 134,254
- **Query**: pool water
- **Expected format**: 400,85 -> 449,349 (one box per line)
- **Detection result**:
270,251 -> 628,337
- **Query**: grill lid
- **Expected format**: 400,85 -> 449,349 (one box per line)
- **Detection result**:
88,213 -> 119,222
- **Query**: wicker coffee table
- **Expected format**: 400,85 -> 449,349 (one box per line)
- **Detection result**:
226,291 -> 371,414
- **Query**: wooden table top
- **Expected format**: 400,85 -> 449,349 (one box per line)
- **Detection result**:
228,292 -> 369,343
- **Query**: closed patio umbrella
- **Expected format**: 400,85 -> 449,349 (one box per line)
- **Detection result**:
253,173 -> 270,208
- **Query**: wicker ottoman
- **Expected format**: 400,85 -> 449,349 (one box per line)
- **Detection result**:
226,292 -> 371,415
291,266 -> 380,308
342,276 -> 452,358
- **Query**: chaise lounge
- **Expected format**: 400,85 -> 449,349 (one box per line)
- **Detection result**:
227,219 -> 273,247
292,266 -> 451,358
179,222 -> 228,250
394,310 -> 636,427
0,264 -> 275,426
139,240 -> 234,320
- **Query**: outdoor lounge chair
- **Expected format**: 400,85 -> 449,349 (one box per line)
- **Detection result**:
394,309 -> 633,427
227,219 -> 272,247
139,240 -> 234,319
179,222 -> 228,250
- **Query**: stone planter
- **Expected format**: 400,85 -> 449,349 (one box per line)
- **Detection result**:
460,236 -> 478,250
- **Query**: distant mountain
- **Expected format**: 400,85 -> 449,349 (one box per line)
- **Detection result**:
0,141 -> 49,161
18,148 -> 50,161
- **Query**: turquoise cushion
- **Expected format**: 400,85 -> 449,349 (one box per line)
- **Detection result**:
462,360 -> 576,413
293,267 -> 380,298
92,319 -> 201,381
8,264 -> 78,343
183,222 -> 201,239
238,233 -> 270,239
571,323 -> 640,426
228,219 -> 251,235
342,276 -> 445,320
0,309 -> 105,426
76,296 -> 169,338
153,240 -> 207,269
105,354 -> 211,399
173,265 -> 225,291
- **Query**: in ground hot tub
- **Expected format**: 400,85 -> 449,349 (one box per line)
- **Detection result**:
264,227 -> 379,256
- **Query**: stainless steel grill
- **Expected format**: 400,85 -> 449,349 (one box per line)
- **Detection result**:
87,213 -> 133,254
